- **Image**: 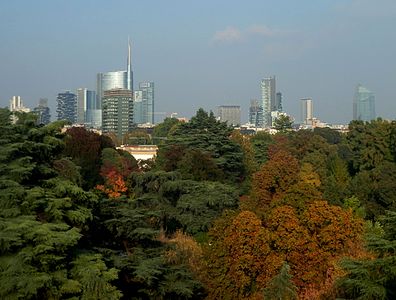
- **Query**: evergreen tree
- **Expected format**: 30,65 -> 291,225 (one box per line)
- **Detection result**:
263,262 -> 298,300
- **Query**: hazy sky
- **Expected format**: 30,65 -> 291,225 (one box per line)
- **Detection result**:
1,0 -> 395,124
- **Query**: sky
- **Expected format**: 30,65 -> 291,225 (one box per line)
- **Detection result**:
1,0 -> 396,124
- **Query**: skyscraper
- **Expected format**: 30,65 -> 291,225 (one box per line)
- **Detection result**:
97,40 -> 133,109
76,88 -> 100,128
275,92 -> 283,112
33,98 -> 51,125
300,98 -> 313,125
218,105 -> 241,126
261,76 -> 276,127
249,99 -> 262,127
57,91 -> 77,123
353,84 -> 375,122
102,88 -> 134,139
133,81 -> 154,124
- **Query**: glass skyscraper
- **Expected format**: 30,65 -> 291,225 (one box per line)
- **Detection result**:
76,88 -> 100,128
353,84 -> 375,122
96,39 -> 134,128
133,81 -> 154,124
261,76 -> 276,127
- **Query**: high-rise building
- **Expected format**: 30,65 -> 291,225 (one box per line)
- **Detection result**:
218,105 -> 241,126
57,91 -> 77,123
353,84 -> 375,122
275,92 -> 283,112
33,98 -> 51,125
261,76 -> 276,127
300,98 -> 313,125
97,40 -> 133,109
249,99 -> 262,127
102,88 -> 134,139
133,81 -> 154,124
76,88 -> 100,128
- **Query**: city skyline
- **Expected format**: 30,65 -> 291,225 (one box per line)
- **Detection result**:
1,1 -> 396,124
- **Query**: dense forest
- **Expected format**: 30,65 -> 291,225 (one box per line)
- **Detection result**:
1,107 -> 396,299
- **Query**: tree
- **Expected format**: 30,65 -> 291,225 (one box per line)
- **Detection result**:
250,131 -> 274,167
347,119 -> 393,172
263,262 -> 298,300
203,211 -> 283,299
156,109 -> 245,183
251,150 -> 299,210
0,111 -> 121,299
273,115 -> 293,132
338,211 -> 396,299
152,117 -> 181,144
63,126 -> 112,189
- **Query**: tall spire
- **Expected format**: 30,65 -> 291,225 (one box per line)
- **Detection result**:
127,37 -> 133,91
127,37 -> 131,72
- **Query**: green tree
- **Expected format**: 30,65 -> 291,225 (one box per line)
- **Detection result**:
156,109 -> 245,183
338,211 -> 396,299
0,110 -> 120,299
273,115 -> 293,132
152,117 -> 181,144
263,262 -> 298,300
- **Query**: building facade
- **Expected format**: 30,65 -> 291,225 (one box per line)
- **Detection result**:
300,98 -> 313,125
249,99 -> 262,127
218,105 -> 241,126
353,84 -> 375,122
76,88 -> 100,128
261,76 -> 276,127
275,92 -> 283,112
133,81 -> 154,124
33,98 -> 51,125
97,40 -> 133,108
57,91 -> 77,123
102,88 -> 133,139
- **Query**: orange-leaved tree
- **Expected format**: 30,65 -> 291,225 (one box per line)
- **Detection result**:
251,150 -> 299,211
203,211 -> 283,300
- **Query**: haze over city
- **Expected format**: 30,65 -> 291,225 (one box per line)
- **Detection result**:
1,0 -> 395,124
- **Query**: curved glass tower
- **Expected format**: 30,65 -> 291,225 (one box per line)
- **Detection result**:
97,39 -> 134,124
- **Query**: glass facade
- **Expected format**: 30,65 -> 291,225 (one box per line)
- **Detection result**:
261,76 -> 276,127
133,82 -> 154,124
353,84 -> 375,122
97,71 -> 129,108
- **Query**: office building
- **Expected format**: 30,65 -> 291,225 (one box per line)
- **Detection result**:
102,88 -> 133,139
33,98 -> 51,125
57,91 -> 77,123
275,92 -> 283,112
133,81 -> 154,124
76,88 -> 100,128
97,40 -> 133,109
261,76 -> 276,127
249,99 -> 263,127
300,98 -> 313,125
353,84 -> 375,122
218,105 -> 241,126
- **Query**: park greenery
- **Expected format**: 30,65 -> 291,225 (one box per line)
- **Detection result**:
1,107 -> 396,299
